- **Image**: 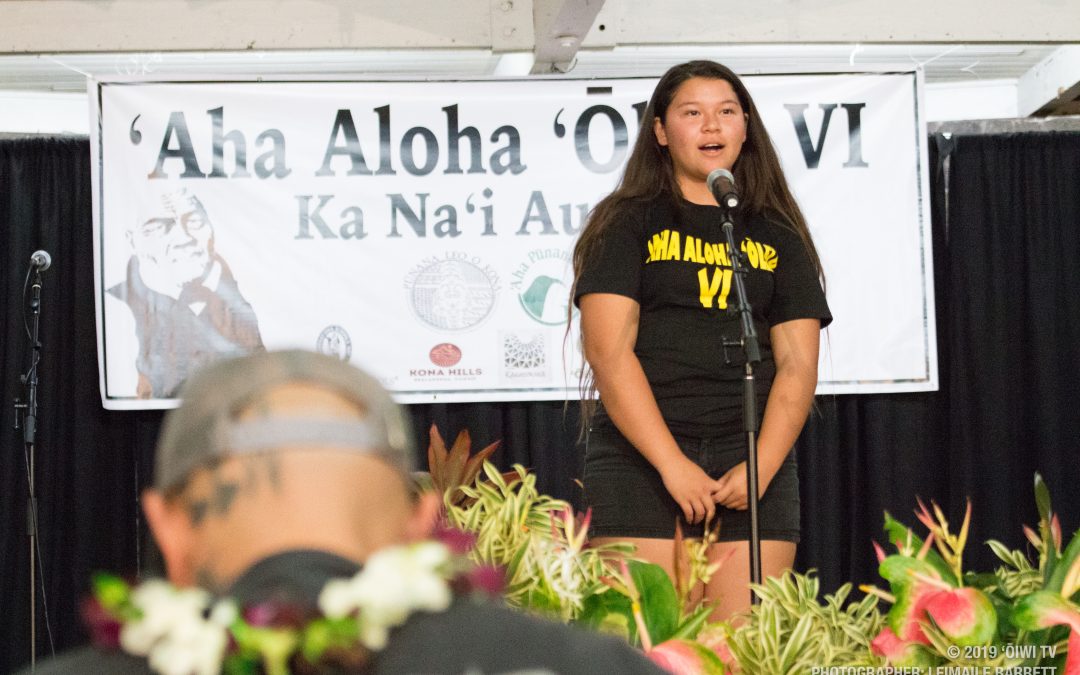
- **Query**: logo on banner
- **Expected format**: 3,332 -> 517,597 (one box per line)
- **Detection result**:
429,343 -> 462,367
502,331 -> 547,380
405,253 -> 499,331
510,248 -> 573,325
316,325 -> 352,361
408,355 -> 483,381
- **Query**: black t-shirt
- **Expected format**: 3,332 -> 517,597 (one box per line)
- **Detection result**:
574,195 -> 832,438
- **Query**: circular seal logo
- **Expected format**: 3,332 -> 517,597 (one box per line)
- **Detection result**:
429,343 -> 462,367
316,325 -> 352,361
409,257 -> 497,331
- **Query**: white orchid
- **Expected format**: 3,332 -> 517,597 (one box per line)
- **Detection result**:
119,580 -> 230,675
318,541 -> 454,650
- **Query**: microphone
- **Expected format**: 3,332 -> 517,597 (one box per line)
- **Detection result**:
30,250 -> 52,271
707,168 -> 739,210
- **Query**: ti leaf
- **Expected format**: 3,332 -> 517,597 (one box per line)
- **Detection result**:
629,561 -> 680,645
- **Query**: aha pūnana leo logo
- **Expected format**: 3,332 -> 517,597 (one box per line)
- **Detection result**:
510,248 -> 574,326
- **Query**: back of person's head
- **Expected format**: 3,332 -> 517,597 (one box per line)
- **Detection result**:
141,350 -> 439,592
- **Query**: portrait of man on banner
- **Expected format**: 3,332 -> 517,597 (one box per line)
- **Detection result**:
107,188 -> 264,399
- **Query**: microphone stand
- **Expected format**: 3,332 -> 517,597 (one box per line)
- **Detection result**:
15,267 -> 45,668
719,210 -> 764,605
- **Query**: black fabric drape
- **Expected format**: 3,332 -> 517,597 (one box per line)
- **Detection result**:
940,132 -> 1080,555
1,137 -> 162,673
3,132 -> 1080,673
796,131 -> 1080,591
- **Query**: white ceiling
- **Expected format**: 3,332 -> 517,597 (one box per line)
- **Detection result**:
0,43 -> 1061,92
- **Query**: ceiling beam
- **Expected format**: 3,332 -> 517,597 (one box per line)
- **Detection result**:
0,0 -> 496,53
529,0 -> 606,74
1,0 -> 1078,55
1017,46 -> 1080,116
490,0 -> 535,53
593,0 -> 1080,45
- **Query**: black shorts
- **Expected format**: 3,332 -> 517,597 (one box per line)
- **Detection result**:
582,425 -> 800,542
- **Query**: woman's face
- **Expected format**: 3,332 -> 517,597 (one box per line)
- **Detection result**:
654,77 -> 747,202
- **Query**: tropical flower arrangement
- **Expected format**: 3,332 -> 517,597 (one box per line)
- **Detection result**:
860,476 -> 1080,674
426,427 -> 1080,674
85,424 -> 1079,675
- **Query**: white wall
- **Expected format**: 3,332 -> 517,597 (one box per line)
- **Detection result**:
925,79 -> 1018,122
0,90 -> 89,134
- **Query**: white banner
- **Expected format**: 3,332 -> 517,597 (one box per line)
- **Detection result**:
91,72 -> 936,409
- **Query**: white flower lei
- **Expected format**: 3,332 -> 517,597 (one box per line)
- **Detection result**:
119,542 -> 454,675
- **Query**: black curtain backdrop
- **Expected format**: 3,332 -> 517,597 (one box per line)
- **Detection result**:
2,131 -> 1079,673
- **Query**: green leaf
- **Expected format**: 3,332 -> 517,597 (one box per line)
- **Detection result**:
223,653 -> 260,675
778,613 -> 815,670
629,560 -> 680,645
91,573 -> 131,615
883,512 -> 957,584
671,604 -> 714,640
577,590 -> 636,644
1045,526 -> 1080,594
522,585 -> 565,617
1034,473 -> 1052,524
300,617 -> 357,664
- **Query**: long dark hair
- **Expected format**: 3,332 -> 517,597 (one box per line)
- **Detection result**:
570,60 -> 824,424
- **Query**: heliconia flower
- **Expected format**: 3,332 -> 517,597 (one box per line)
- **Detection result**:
923,586 -> 997,646
647,638 -> 728,675
914,497 -> 938,533
1023,524 -> 1042,549
870,626 -> 935,668
1051,514 -> 1063,552
873,541 -> 888,564
571,507 -> 592,551
549,507 -> 591,554
917,532 -> 936,561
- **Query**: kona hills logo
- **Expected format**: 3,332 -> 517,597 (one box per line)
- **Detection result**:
429,343 -> 462,367
409,343 -> 481,380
